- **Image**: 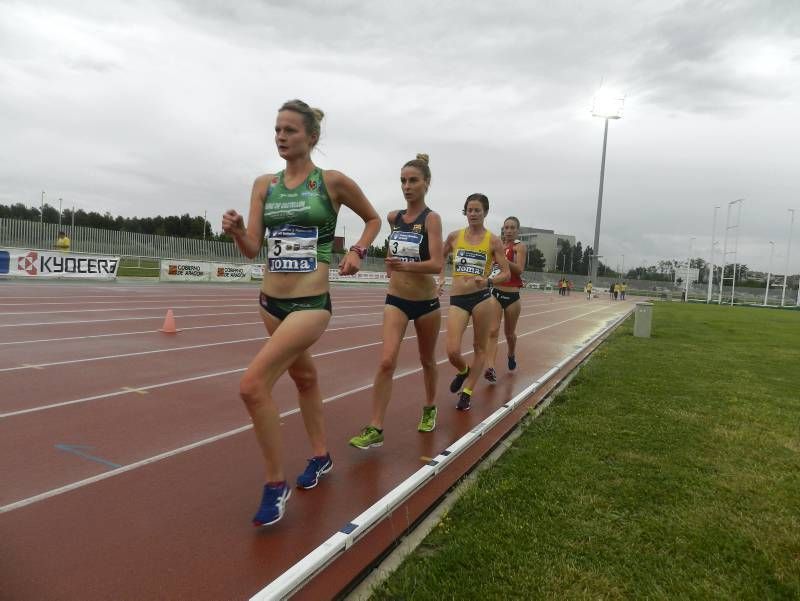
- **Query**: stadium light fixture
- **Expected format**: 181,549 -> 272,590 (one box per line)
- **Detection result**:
781,208 -> 795,306
685,237 -> 696,301
706,206 -> 720,303
590,86 -> 625,284
764,241 -> 775,306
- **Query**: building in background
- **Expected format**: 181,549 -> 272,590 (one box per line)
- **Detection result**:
518,226 -> 575,271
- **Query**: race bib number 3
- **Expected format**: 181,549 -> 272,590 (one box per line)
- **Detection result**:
455,249 -> 487,276
267,225 -> 318,273
389,231 -> 423,262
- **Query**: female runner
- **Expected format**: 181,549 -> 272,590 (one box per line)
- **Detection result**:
349,154 -> 443,449
484,216 -> 527,381
222,99 -> 380,526
440,193 -> 509,411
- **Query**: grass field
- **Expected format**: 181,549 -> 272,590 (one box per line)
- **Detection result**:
118,257 -> 159,277
369,303 -> 800,600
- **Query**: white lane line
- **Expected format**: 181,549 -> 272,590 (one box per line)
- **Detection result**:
0,299 -> 560,367
0,303 -> 387,329
0,317 -> 399,373
0,301 -> 613,416
0,303 -> 622,514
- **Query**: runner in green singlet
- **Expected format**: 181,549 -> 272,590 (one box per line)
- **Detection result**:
222,99 -> 380,527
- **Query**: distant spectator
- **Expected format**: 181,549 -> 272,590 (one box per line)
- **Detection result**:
56,231 -> 70,251
613,281 -> 621,300
621,281 -> 627,300
585,280 -> 593,300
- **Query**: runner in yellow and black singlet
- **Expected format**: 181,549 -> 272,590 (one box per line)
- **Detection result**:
439,193 -> 510,412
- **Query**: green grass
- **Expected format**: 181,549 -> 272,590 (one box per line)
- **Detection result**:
369,304 -> 800,600
118,257 -> 159,277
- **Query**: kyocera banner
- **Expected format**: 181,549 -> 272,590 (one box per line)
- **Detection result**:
0,249 -> 120,280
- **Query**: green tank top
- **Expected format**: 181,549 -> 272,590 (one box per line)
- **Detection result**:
262,167 -> 338,272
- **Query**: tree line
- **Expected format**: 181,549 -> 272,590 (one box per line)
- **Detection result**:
1,202 -> 215,240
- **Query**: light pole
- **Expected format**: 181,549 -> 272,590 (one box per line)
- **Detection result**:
685,237 -> 695,301
590,87 -> 624,284
58,197 -> 63,230
764,241 -> 775,306
706,205 -> 720,303
40,190 -> 45,248
781,209 -> 795,307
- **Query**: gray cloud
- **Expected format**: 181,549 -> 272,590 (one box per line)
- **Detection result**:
1,0 -> 799,273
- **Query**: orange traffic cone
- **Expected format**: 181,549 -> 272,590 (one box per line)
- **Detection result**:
159,309 -> 179,333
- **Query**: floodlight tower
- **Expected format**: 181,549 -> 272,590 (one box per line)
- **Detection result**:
764,241 -> 775,306
706,205 -> 720,303
685,237 -> 695,301
590,87 -> 624,284
781,208 -> 795,307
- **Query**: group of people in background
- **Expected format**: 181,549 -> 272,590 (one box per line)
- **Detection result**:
557,278 -> 573,295
222,99 -> 527,526
609,281 -> 628,300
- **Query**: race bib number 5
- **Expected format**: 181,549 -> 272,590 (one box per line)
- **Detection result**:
454,249 -> 487,276
389,230 -> 423,262
267,225 -> 318,273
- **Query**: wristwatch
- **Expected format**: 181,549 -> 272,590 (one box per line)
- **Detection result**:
349,245 -> 367,259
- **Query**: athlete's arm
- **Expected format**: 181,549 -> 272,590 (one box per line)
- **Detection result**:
437,230 -> 455,295
509,242 -> 527,276
324,170 -> 381,275
482,234 -> 510,287
222,175 -> 270,259
387,211 -> 443,274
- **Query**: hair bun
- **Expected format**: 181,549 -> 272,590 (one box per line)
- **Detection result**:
311,107 -> 325,123
416,153 -> 429,164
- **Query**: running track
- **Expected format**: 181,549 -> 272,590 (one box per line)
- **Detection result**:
0,280 -> 633,600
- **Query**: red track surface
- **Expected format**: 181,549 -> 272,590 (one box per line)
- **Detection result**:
0,280 -> 633,600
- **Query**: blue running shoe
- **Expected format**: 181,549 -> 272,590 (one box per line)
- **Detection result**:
252,482 -> 291,527
508,355 -> 517,371
296,453 -> 333,489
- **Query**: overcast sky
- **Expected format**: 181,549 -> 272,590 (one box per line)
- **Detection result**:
2,0 -> 799,273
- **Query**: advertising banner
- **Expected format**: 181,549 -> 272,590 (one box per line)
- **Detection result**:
0,248 -> 120,280
210,263 -> 251,283
159,260 -> 211,282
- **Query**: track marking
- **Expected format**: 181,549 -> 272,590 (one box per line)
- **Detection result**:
0,300 -> 586,372
121,387 -> 148,395
0,303 -> 621,513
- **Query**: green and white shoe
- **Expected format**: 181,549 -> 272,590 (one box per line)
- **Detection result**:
417,405 -> 437,432
349,425 -> 384,449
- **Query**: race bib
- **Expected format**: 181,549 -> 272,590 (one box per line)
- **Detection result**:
489,263 -> 502,278
454,249 -> 487,276
267,225 -> 318,273
389,230 -> 423,262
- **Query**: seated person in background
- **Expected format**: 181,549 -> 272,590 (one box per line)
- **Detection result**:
56,231 -> 70,251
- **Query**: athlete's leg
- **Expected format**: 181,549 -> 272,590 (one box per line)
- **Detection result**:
463,298 -> 495,393
413,307 -> 442,406
239,309 -> 330,483
446,306 -> 471,373
287,350 -> 326,457
503,299 -> 522,360
484,296 -> 503,371
369,305 -> 410,429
